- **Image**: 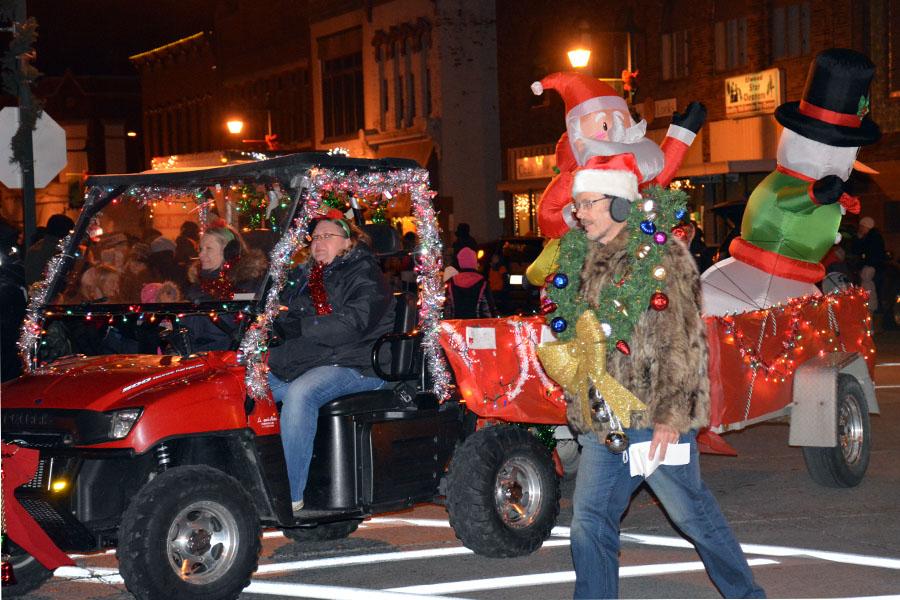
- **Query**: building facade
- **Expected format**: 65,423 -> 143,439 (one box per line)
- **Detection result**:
129,0 -> 502,242
496,0 -> 900,256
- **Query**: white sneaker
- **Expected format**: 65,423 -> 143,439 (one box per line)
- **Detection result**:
292,499 -> 304,513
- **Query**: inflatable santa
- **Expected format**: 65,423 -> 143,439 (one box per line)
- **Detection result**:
526,71 -> 706,284
702,48 -> 882,316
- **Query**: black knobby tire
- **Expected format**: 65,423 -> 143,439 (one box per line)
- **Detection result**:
445,425 -> 560,558
803,375 -> 871,488
282,520 -> 361,543
1,542 -> 53,597
116,465 -> 262,600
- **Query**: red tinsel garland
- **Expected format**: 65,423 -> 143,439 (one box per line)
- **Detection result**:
309,262 -> 333,315
200,261 -> 236,300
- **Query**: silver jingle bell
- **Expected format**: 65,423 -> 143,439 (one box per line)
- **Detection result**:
591,400 -> 610,423
605,430 -> 629,454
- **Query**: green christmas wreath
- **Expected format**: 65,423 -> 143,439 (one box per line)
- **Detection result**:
545,186 -> 688,353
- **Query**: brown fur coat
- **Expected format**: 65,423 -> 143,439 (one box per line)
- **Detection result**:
572,227 -> 710,434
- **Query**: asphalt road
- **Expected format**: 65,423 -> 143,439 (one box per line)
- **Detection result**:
15,329 -> 900,600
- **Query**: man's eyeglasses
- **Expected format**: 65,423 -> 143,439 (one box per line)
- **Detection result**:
309,233 -> 348,242
573,197 -> 607,213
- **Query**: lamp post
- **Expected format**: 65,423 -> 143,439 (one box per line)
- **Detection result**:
226,119 -> 245,135
568,20 -> 592,69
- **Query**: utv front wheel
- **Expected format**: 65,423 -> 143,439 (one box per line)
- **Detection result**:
117,465 -> 261,600
445,425 -> 560,557
1,542 -> 53,597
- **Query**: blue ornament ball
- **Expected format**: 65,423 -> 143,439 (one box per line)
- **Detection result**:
640,220 -> 657,235
675,208 -> 688,220
551,317 -> 568,333
552,273 -> 569,289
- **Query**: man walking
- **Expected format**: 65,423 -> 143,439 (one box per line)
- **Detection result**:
541,154 -> 765,599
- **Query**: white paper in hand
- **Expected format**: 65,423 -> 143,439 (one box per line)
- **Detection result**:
627,441 -> 691,478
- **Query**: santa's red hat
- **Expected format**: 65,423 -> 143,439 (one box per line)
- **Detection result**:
531,71 -> 629,123
572,153 -> 641,201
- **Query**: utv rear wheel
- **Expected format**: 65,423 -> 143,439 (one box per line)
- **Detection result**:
1,542 -> 53,597
282,520 -> 361,543
117,465 -> 261,600
445,425 -> 560,557
802,376 -> 871,488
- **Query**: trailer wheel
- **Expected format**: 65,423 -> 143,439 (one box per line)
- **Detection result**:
802,375 -> 871,487
282,520 -> 360,543
445,426 -> 560,557
117,465 -> 261,600
1,542 -> 53,597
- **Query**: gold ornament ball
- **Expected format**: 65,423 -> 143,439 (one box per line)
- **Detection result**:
652,265 -> 667,280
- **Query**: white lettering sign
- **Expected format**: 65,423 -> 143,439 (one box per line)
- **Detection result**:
725,68 -> 783,118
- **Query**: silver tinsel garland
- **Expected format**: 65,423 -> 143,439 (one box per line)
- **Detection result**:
241,165 -> 451,400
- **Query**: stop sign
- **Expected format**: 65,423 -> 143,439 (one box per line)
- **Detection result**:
0,107 -> 67,189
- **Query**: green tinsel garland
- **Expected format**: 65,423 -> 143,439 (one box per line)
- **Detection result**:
545,186 -> 687,353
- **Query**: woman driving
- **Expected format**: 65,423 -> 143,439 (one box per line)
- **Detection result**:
268,213 -> 395,513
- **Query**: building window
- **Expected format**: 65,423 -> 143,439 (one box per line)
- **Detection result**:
407,72 -> 416,123
395,75 -> 404,129
319,27 -> 363,140
425,68 -> 432,116
661,29 -> 689,80
715,17 -> 747,71
772,2 -> 810,60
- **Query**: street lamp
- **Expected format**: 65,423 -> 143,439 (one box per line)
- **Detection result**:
226,119 -> 244,135
567,48 -> 591,69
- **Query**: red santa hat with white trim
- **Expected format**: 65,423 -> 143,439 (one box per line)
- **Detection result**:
531,71 -> 629,127
572,153 -> 642,201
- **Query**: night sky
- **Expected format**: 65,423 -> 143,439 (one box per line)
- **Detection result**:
23,0 -> 218,77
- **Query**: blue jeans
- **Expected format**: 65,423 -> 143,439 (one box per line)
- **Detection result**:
269,367 -> 385,502
571,428 -> 765,599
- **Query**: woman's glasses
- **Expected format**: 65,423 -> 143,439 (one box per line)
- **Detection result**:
309,233 -> 348,242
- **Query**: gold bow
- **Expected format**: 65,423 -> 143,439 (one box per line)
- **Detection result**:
537,311 -> 645,428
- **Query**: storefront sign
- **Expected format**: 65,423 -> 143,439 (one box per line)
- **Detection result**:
514,153 -> 556,180
654,98 -> 677,120
725,68 -> 783,118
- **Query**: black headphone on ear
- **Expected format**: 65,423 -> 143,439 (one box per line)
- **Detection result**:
609,197 -> 631,223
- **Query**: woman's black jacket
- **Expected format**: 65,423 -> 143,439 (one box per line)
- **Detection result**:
267,245 -> 395,382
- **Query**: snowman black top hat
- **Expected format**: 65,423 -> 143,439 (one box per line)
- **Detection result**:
775,48 -> 881,147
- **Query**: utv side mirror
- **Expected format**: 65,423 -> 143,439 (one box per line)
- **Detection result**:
159,327 -> 194,357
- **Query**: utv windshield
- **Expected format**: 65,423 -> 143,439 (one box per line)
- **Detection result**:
49,181 -> 290,306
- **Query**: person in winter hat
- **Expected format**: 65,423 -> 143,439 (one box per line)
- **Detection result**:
702,48 -> 881,315
444,247 -> 494,318
549,150 -> 765,600
525,71 -> 706,285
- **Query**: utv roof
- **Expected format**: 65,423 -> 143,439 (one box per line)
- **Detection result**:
85,152 -> 422,188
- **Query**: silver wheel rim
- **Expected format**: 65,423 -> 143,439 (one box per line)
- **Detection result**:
166,500 -> 240,585
493,456 -> 543,529
838,393 -> 864,466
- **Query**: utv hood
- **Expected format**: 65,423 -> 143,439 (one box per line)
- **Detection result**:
1,354 -> 216,412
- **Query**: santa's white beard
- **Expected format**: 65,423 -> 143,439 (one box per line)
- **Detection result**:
700,258 -> 820,316
777,128 -> 859,181
571,136 -> 665,183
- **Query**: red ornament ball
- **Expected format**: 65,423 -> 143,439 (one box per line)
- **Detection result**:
650,291 -> 669,311
615,340 -> 631,355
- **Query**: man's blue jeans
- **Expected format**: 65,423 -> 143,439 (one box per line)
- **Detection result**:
571,428 -> 765,599
269,367 -> 385,502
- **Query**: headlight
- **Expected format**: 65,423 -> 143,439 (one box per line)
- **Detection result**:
108,408 -> 143,440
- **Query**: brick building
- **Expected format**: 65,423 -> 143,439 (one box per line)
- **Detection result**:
129,0 -> 503,242
496,0 -> 900,256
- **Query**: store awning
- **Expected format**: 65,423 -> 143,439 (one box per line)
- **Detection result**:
375,139 -> 434,168
676,159 -> 776,178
